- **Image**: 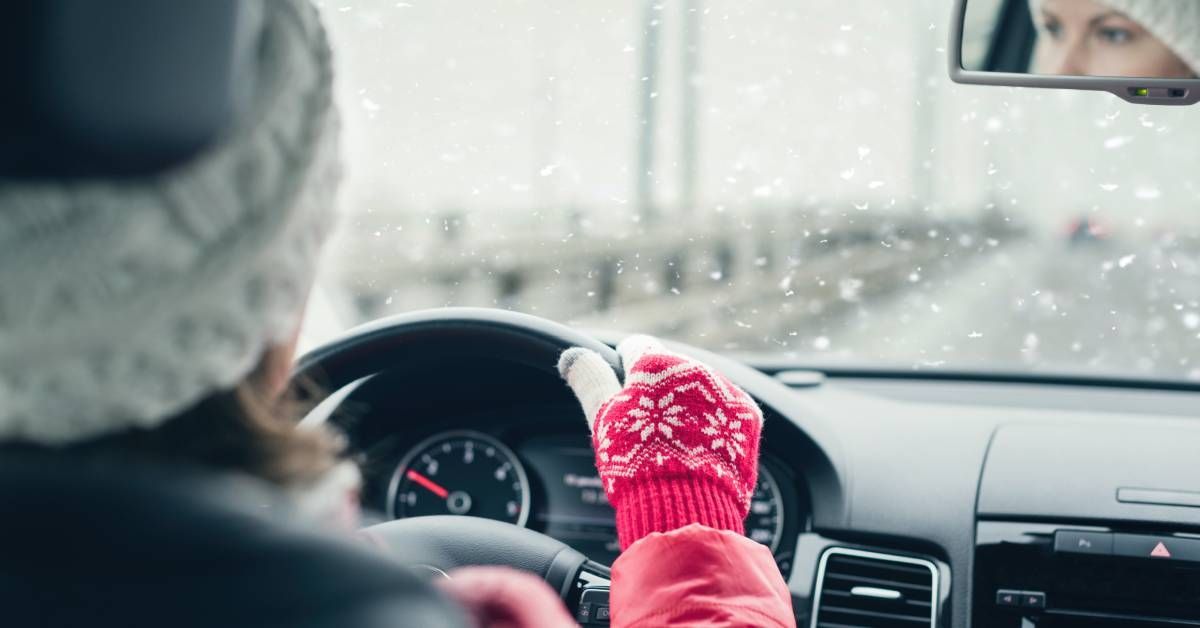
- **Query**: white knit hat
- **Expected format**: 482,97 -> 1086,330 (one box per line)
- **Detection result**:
0,0 -> 341,445
1029,0 -> 1200,74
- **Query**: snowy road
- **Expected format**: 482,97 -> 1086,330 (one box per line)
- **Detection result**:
819,239 -> 1200,379
315,217 -> 1200,382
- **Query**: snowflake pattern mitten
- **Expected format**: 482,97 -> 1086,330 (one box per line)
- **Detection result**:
557,336 -> 763,549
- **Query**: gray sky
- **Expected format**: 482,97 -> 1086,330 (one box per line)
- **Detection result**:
319,0 -> 1200,231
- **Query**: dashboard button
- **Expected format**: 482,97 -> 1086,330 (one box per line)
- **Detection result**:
1021,591 -> 1046,609
1113,534 -> 1200,563
1054,530 -> 1112,556
996,589 -> 1021,607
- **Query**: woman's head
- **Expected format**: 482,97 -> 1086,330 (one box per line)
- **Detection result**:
1029,0 -> 1200,78
0,1 -> 342,483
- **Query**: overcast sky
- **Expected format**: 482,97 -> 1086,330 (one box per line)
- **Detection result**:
319,0 -> 1200,232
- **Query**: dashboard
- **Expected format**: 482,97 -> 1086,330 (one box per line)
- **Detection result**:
381,428 -> 802,570
311,319 -> 1200,628
340,366 -> 810,576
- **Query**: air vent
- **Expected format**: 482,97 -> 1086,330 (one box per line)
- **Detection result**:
810,547 -> 938,628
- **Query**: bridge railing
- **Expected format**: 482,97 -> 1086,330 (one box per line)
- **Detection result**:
321,204 -> 1020,345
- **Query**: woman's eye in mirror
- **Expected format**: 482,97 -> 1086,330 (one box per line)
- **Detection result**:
1040,17 -> 1064,39
1095,26 -> 1133,44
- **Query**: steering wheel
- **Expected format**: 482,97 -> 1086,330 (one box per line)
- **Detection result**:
290,308 -> 621,612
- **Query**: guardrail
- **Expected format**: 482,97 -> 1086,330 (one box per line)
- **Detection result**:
321,205 -> 1021,346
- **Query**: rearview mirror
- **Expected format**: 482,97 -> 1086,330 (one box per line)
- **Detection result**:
950,0 -> 1200,105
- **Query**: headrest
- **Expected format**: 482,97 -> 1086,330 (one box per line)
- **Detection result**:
0,0 -> 259,179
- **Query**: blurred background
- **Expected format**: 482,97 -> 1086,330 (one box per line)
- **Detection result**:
303,0 -> 1200,381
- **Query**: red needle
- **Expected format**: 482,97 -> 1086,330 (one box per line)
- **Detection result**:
406,469 -> 449,499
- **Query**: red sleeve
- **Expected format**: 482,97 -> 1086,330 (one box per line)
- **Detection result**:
609,523 -> 796,628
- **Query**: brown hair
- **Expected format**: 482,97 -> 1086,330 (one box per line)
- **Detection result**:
75,350 -> 343,487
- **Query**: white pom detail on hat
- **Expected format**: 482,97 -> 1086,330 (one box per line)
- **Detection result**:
0,0 -> 341,445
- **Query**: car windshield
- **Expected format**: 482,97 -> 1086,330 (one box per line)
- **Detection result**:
304,0 -> 1200,382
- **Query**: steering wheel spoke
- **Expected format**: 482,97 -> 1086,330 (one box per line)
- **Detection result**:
362,516 -> 598,605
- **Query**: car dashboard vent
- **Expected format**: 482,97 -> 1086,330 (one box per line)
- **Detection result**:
810,547 -> 938,628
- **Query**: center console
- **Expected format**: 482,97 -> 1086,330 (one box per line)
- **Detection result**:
975,521 -> 1200,627
974,424 -> 1200,627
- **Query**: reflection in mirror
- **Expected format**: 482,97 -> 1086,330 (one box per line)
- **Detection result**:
962,0 -> 1200,78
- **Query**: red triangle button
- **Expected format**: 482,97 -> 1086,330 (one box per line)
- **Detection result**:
1150,542 -> 1172,558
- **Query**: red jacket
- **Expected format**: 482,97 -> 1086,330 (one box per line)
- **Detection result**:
442,524 -> 796,628
611,524 -> 796,627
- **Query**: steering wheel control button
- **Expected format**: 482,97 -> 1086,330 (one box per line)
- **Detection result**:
1054,530 -> 1113,556
1114,534 -> 1200,563
579,589 -> 611,625
580,588 -> 609,607
1021,591 -> 1046,609
996,590 -> 1021,607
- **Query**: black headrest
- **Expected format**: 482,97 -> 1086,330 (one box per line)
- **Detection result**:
0,0 -> 259,179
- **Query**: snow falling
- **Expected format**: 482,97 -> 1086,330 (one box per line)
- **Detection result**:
302,0 -> 1200,381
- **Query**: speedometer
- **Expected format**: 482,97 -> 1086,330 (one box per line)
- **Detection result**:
745,463 -> 785,552
387,431 -> 531,527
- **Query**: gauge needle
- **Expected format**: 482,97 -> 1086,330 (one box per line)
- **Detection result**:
406,469 -> 449,499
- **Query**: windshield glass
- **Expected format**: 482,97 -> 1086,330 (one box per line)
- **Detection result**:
305,0 -> 1200,382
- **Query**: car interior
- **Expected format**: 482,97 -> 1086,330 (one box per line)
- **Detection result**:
7,0 -> 1200,627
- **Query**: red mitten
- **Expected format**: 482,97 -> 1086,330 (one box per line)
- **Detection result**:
558,336 -> 763,549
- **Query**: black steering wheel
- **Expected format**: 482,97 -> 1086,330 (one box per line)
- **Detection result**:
290,308 -> 621,612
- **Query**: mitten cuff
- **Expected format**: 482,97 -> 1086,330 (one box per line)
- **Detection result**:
612,475 -> 745,550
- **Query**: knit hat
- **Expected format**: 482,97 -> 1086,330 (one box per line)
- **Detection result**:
0,0 -> 340,445
1029,0 -> 1200,74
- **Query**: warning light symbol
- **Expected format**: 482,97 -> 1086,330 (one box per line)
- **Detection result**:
1150,542 -> 1172,558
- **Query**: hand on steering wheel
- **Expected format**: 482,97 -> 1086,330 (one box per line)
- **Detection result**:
312,311 -> 775,611
437,566 -> 578,628
558,335 -> 764,549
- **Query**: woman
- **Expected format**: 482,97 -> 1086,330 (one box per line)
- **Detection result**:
1029,0 -> 1200,77
0,1 -> 794,626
